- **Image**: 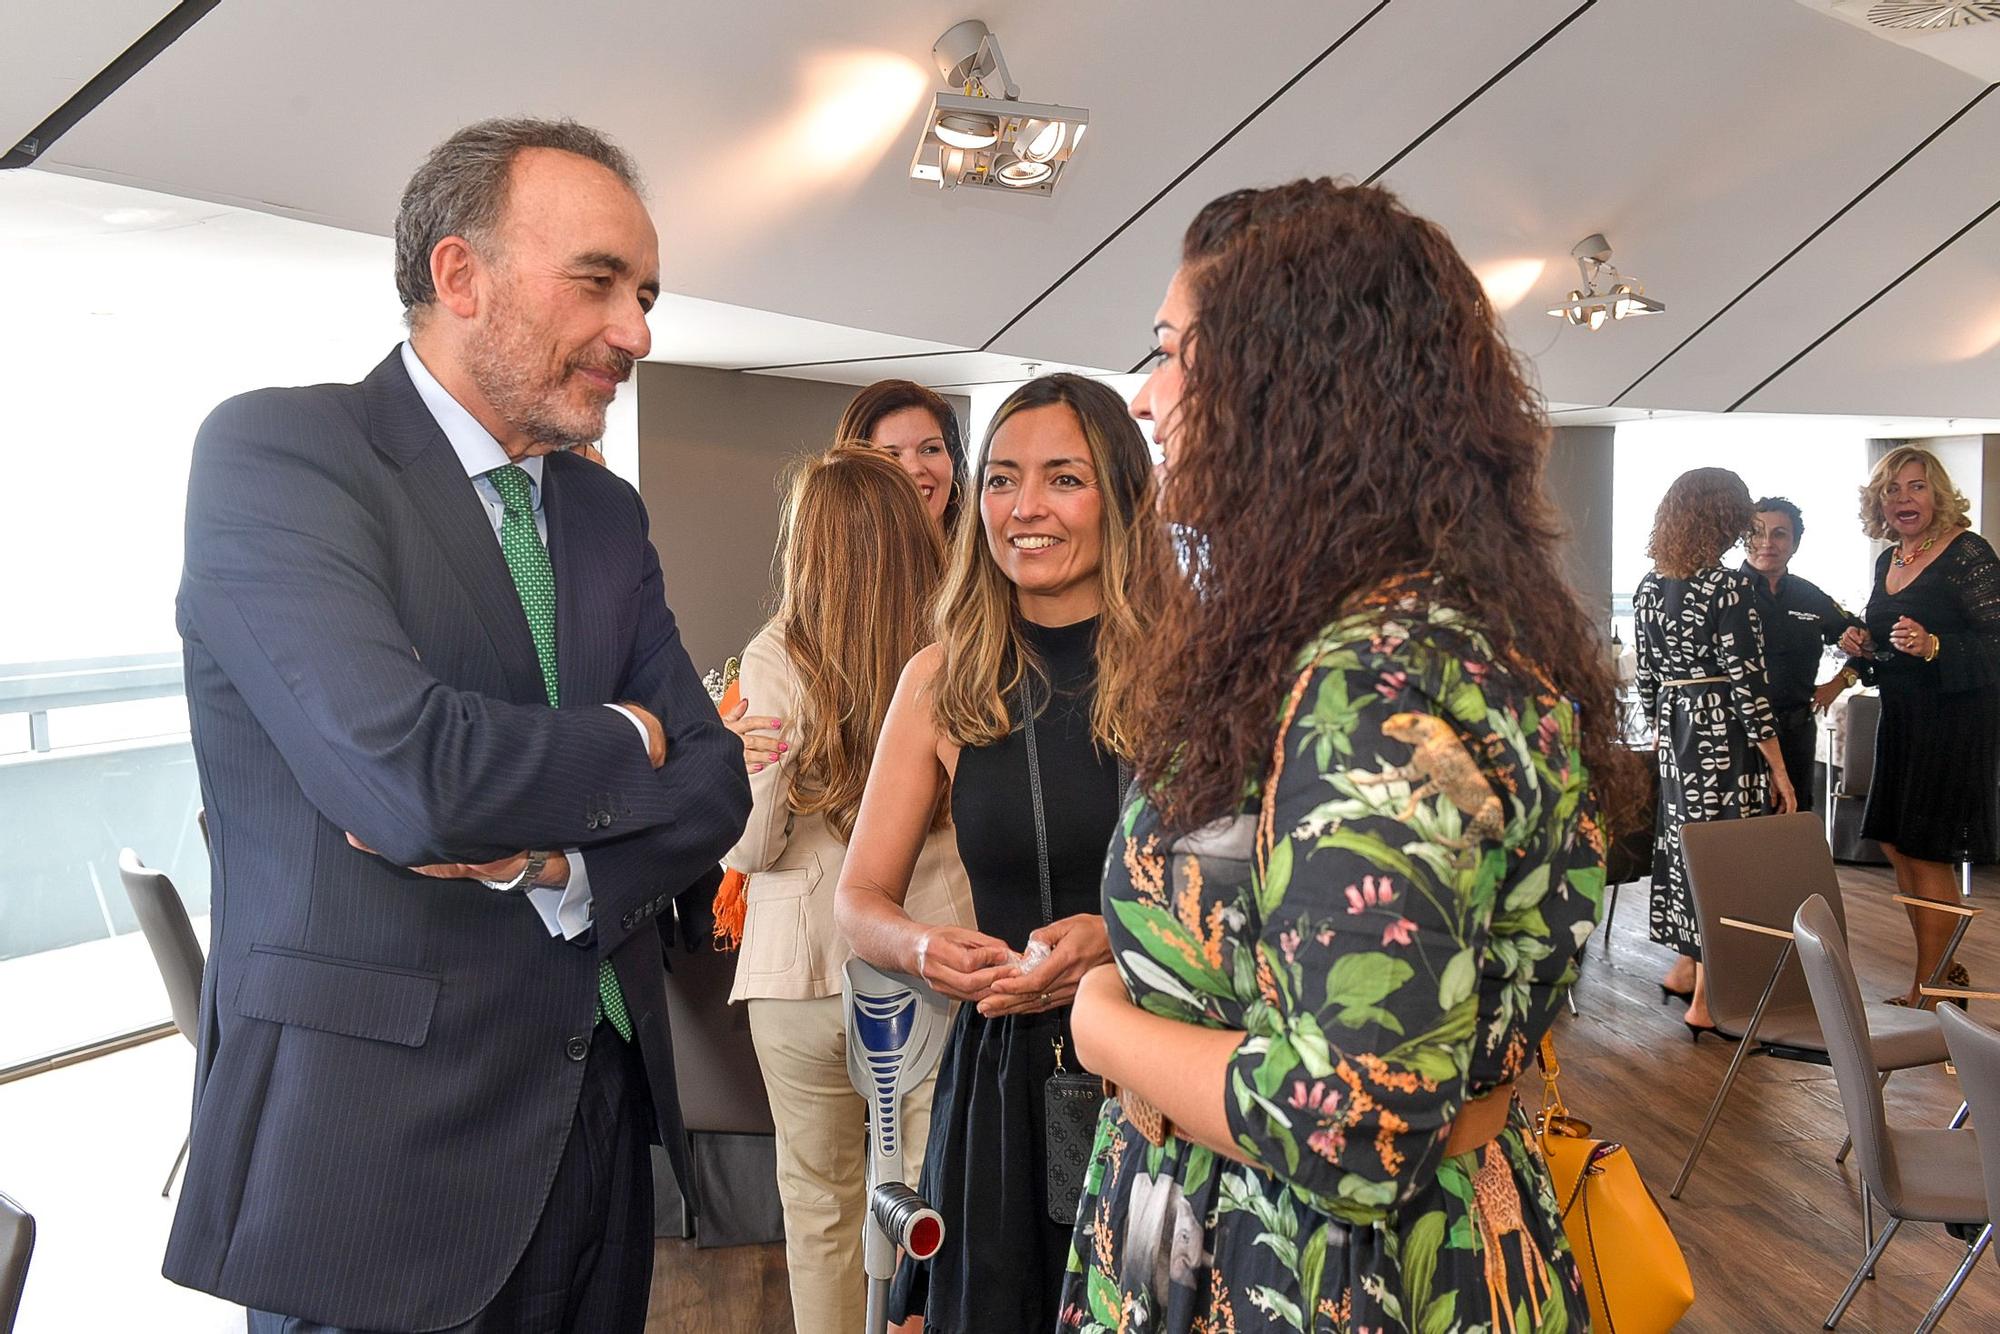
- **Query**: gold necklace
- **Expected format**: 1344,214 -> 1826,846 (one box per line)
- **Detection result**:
1893,535 -> 1937,569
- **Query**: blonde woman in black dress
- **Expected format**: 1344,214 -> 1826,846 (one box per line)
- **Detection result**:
835,375 -> 1167,1334
1838,446 -> 2000,1005
1634,467 -> 1796,1038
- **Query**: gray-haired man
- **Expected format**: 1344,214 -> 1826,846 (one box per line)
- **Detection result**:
167,118 -> 748,1333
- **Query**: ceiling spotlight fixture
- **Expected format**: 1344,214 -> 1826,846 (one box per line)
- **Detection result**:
910,19 -> 1089,196
935,112 -> 1000,150
1545,234 -> 1665,330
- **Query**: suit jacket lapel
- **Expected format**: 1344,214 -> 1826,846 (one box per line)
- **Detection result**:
543,456 -> 616,708
362,351 -> 548,706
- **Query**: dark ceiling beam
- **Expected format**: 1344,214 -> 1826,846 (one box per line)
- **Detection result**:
1728,188 -> 2000,412
2,1 -> 222,171
1610,82 -> 1999,410
975,0 -> 1396,353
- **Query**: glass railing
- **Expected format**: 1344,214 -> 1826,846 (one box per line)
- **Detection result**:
0,655 -> 210,1074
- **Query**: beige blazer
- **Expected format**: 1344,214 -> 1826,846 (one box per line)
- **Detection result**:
723,626 -> 973,1003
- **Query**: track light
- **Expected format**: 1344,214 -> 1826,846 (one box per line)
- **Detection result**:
934,112 -> 999,150
909,20 -> 1089,195
1545,234 -> 1664,329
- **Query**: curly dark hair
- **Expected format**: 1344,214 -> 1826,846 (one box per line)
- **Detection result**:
1129,178 -> 1636,838
1752,495 -> 1804,544
1648,468 -> 1752,579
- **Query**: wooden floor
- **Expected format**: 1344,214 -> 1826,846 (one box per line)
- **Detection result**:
644,863 -> 2000,1333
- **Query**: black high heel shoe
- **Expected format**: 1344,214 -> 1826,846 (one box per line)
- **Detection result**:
1659,983 -> 1694,1005
1685,1019 -> 1741,1044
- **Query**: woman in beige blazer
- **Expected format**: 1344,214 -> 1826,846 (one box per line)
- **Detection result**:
724,446 -> 973,1334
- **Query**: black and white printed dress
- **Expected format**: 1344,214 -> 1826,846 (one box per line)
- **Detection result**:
1633,565 -> 1778,959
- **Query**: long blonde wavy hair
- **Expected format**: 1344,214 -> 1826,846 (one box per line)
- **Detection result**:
1860,445 -> 1972,542
771,446 -> 945,840
929,374 -> 1166,755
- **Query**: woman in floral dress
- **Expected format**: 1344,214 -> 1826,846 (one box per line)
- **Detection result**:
1060,180 -> 1636,1333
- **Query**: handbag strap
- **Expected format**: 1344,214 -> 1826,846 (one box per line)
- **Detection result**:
1537,1032 -> 1569,1125
1019,679 -> 1133,929
1021,683 -> 1057,928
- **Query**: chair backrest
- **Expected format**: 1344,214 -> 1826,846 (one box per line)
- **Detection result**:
1684,812 -> 1848,1036
1838,693 -> 1880,799
116,849 -> 204,1046
0,1191 -> 33,1334
1794,894 -> 1900,1204
1938,1004 -> 2000,1228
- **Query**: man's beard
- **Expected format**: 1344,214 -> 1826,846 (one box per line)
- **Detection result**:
464,288 -> 633,451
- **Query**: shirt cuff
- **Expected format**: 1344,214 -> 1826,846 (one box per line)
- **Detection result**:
525,848 -> 594,941
603,702 -> 653,752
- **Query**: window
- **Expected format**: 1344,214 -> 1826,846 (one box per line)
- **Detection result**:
0,170 -> 405,1070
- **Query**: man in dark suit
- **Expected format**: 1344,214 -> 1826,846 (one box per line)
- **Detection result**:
166,118 -> 750,1332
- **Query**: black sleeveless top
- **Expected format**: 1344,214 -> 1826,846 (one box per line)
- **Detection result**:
894,615 -> 1124,1334
949,615 -> 1121,949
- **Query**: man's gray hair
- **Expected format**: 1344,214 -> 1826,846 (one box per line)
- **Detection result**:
394,117 -> 644,325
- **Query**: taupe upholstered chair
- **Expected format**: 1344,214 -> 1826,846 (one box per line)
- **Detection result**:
1799,896 -> 1988,1333
0,1191 -> 33,1334
1671,813 -> 1964,1200
117,848 -> 205,1196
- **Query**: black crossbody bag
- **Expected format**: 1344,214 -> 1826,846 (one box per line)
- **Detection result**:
1020,684 -> 1126,1224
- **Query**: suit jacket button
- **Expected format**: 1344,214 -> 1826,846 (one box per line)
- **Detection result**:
622,911 -> 637,930
566,1036 -> 590,1061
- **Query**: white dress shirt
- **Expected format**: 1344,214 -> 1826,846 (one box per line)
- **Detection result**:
400,341 -> 647,940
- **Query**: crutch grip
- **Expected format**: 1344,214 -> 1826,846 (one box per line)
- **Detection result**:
871,1181 -> 944,1261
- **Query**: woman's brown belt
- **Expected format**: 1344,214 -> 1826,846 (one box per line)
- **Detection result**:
1105,1078 -> 1517,1156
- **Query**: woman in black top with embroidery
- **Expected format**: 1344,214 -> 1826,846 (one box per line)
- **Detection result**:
836,374 -> 1167,1333
1838,446 -> 2000,1005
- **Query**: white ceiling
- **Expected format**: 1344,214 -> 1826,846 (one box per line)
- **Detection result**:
8,0 -> 2000,416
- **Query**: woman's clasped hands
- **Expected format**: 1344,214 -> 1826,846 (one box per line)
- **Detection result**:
912,914 -> 1112,1017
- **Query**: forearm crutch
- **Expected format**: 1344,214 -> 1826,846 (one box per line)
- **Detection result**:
844,957 -> 950,1334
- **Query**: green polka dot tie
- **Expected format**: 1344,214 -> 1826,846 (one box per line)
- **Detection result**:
488,465 -> 631,1042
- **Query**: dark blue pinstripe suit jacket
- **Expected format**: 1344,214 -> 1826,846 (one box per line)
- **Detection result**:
164,349 -> 750,1330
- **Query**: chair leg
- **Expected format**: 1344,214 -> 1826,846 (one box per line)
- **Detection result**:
1950,1099 -> 1970,1131
1914,1223 -> 1993,1334
1929,915 -> 1974,987
1565,989 -> 1579,1017
1672,944 -> 1792,1200
1827,1216 -> 1905,1328
1837,1072 -> 1895,1165
161,1132 -> 191,1198
1861,1189 -> 1874,1269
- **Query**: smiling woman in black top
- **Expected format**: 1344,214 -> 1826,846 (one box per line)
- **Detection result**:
1838,447 -> 2000,1005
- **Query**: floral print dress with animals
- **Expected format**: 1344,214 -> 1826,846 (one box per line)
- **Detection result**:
1059,587 -> 1603,1333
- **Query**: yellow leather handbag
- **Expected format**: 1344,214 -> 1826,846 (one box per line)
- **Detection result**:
1534,1035 -> 1695,1333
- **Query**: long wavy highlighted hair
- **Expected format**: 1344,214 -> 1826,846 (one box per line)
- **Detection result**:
834,379 -> 968,534
1861,445 -> 1972,542
1128,178 -> 1635,835
1646,468 -> 1753,579
769,445 -> 946,841
929,374 -> 1167,756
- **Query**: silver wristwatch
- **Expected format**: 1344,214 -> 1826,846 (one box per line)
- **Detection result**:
480,849 -> 550,895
